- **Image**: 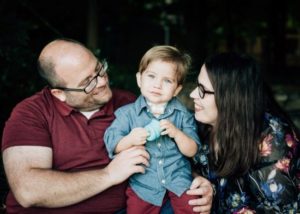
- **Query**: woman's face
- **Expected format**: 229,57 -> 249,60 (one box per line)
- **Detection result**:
190,65 -> 218,127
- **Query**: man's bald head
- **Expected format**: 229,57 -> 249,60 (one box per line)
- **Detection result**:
37,39 -> 94,87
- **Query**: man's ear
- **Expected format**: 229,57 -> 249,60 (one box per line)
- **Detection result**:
174,85 -> 183,96
136,72 -> 142,88
50,89 -> 66,102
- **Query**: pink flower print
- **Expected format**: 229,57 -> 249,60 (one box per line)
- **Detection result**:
234,207 -> 256,214
275,158 -> 290,173
259,134 -> 273,156
285,134 -> 296,148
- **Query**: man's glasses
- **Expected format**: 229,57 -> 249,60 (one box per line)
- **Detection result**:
197,82 -> 214,98
53,60 -> 108,94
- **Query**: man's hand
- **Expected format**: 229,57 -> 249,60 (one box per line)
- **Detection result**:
187,176 -> 213,214
105,146 -> 150,185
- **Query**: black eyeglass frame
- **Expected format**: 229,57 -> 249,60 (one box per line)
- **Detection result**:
52,60 -> 108,94
197,82 -> 214,98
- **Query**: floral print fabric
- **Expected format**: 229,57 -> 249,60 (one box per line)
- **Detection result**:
193,113 -> 300,213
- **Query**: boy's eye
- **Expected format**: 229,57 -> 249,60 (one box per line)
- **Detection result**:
164,79 -> 172,84
147,74 -> 155,78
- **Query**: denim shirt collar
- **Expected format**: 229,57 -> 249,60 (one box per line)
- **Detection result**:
134,95 -> 188,118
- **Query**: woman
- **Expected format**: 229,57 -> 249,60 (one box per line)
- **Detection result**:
190,52 -> 300,213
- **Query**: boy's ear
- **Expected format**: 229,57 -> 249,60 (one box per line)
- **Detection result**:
136,72 -> 142,88
50,89 -> 67,102
174,85 -> 183,96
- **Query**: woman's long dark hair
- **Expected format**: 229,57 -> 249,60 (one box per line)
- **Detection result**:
204,52 -> 265,177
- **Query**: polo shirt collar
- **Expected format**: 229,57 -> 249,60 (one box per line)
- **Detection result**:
48,88 -> 114,117
52,95 -> 76,116
93,96 -> 114,117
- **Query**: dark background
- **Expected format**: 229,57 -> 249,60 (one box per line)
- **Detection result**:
1,0 -> 300,209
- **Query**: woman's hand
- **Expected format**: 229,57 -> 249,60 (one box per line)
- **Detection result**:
186,176 -> 213,214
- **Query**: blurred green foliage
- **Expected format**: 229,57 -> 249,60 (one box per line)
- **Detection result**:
0,2 -> 44,119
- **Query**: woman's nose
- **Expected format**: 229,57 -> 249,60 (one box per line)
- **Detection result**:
190,87 -> 198,98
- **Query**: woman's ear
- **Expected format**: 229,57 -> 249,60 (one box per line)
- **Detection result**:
174,85 -> 183,96
50,89 -> 66,102
136,72 -> 142,88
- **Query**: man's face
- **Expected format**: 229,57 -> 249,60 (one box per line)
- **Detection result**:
54,51 -> 112,111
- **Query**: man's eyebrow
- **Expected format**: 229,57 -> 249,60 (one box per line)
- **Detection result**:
95,61 -> 101,71
77,61 -> 99,86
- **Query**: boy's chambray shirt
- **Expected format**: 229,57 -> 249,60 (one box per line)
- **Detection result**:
104,95 -> 201,206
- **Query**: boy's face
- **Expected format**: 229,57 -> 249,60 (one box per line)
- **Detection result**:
137,60 -> 182,104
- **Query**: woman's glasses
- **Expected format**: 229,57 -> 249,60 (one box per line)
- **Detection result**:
197,82 -> 214,98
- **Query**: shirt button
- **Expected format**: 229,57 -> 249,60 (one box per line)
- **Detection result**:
157,143 -> 161,147
161,179 -> 166,184
158,160 -> 163,165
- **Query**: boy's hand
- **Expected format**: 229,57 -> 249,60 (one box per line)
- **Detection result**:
160,119 -> 179,138
128,128 -> 148,146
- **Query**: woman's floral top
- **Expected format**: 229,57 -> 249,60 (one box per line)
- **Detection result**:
193,113 -> 300,213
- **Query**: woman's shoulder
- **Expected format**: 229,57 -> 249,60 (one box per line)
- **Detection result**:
259,113 -> 298,159
247,113 -> 300,213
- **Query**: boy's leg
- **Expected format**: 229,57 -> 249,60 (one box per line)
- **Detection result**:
160,198 -> 174,214
168,191 -> 198,214
126,187 -> 161,214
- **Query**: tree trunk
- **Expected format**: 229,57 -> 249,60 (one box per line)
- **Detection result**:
86,0 -> 99,51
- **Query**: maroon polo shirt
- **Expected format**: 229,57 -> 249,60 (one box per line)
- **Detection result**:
2,87 -> 136,214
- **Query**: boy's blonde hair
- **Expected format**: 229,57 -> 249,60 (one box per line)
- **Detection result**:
138,45 -> 191,85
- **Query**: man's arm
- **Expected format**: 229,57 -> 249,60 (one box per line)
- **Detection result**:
3,145 -> 149,208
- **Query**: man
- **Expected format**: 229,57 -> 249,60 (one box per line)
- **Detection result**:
2,39 -> 212,213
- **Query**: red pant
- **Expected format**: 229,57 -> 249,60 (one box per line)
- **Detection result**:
126,187 -> 198,214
